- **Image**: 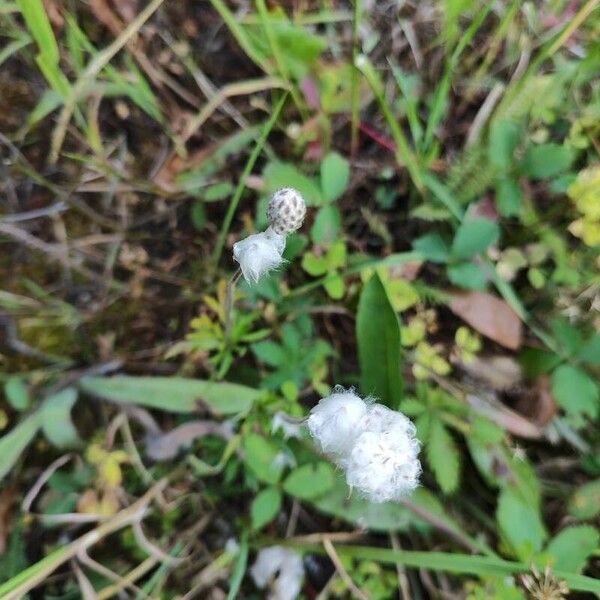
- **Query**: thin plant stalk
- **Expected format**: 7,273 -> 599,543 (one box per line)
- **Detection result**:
225,268 -> 243,340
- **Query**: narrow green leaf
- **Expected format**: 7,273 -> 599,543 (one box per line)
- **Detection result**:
0,413 -> 42,482
79,376 -> 260,415
357,273 -> 403,407
4,377 -> 29,411
226,533 -> 248,600
426,418 -> 460,494
320,152 -> 350,202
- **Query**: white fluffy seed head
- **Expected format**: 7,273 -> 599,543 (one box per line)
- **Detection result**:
345,429 -> 421,503
267,188 -> 307,235
250,546 -> 304,600
232,227 -> 286,283
307,389 -> 368,457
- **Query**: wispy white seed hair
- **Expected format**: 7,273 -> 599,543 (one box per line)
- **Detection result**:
267,188 -> 307,235
232,227 -> 285,283
307,388 -> 421,503
250,545 -> 304,600
345,428 -> 421,503
272,411 -> 303,440
307,388 -> 368,457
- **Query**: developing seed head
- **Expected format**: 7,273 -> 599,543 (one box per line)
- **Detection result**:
267,188 -> 307,235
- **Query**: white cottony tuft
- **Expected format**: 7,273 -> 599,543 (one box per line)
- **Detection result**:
307,388 -> 421,503
250,546 -> 304,600
345,428 -> 421,502
232,227 -> 286,283
267,188 -> 307,235
307,388 -> 368,457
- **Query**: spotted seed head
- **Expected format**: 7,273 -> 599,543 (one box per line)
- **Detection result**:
267,188 -> 307,235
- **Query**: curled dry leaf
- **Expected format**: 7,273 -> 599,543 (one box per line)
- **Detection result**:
449,292 -> 523,350
145,420 -> 233,461
515,375 -> 558,427
457,354 -> 522,391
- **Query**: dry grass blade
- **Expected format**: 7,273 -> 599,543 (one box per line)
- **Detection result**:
49,0 -> 166,163
323,537 -> 371,600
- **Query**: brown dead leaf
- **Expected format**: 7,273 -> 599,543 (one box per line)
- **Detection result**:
449,292 -> 523,350
42,0 -> 64,29
0,486 -> 16,555
515,376 -> 558,427
457,354 -> 522,391
145,421 -> 232,461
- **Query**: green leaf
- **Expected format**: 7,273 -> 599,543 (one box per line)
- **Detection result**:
251,487 -> 282,530
4,377 -> 29,411
497,486 -> 547,561
79,376 -> 260,415
226,532 -> 248,600
243,433 -> 285,485
252,341 -> 285,367
545,526 -> 599,573
496,176 -> 522,217
447,261 -> 487,290
357,273 -> 403,407
323,273 -> 345,299
551,364 -> 599,419
451,218 -> 500,259
426,419 -> 460,495
520,143 -> 575,179
320,152 -> 350,202
311,205 -> 341,245
577,333 -> 600,366
413,233 -> 449,263
302,252 -> 328,276
41,388 -> 79,448
263,161 -> 322,205
568,479 -> 600,520
488,120 -> 523,170
309,473 -> 416,531
283,462 -> 335,499
0,413 -> 42,482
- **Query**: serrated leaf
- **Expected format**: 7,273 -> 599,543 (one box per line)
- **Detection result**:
243,434 -> 284,485
451,218 -> 500,259
545,526 -> 599,573
251,486 -> 282,530
551,364 -> 599,419
568,479 -> 600,519
497,486 -> 547,561
283,462 -> 335,499
357,273 -> 403,407
321,152 -> 350,202
41,387 -> 79,448
426,419 -> 460,494
577,333 -> 600,365
79,376 -> 260,415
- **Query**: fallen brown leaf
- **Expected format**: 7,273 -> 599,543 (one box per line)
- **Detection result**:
0,486 -> 16,555
449,291 -> 523,350
457,354 -> 522,391
515,375 -> 558,427
145,421 -> 232,461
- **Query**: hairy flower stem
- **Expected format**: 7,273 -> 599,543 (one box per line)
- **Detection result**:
225,268 -> 242,341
